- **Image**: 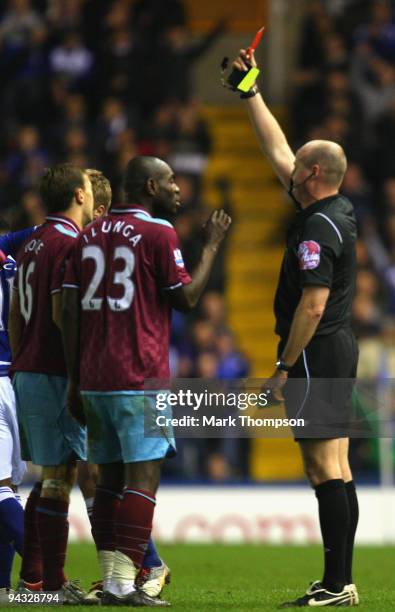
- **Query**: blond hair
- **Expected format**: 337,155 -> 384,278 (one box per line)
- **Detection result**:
85,168 -> 112,211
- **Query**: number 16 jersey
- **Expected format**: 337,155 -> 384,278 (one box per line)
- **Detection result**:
12,215 -> 80,377
63,206 -> 191,391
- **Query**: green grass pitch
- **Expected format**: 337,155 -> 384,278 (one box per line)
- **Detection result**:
11,543 -> 395,610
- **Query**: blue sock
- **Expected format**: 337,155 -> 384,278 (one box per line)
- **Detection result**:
0,487 -> 24,555
142,537 -> 162,568
0,541 -> 14,588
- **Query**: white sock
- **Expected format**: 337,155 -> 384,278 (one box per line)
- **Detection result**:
107,579 -> 135,596
98,550 -> 115,591
108,550 -> 137,595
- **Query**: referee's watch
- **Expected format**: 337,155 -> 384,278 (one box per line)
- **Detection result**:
275,359 -> 292,373
240,84 -> 259,99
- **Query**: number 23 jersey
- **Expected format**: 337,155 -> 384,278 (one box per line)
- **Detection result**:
63,206 -> 192,391
12,215 -> 80,377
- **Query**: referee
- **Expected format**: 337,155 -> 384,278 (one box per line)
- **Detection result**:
232,50 -> 359,607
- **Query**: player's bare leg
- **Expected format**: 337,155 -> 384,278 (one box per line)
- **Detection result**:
103,459 -> 169,606
41,461 -> 77,500
339,438 -> 359,604
77,461 -> 98,522
124,460 -> 162,492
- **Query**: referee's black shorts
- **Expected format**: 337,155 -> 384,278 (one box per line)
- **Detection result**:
278,327 -> 359,439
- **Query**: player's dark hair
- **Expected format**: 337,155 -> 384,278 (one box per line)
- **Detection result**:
123,156 -> 164,201
39,163 -> 86,214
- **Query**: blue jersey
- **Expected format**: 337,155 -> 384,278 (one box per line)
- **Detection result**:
0,228 -> 35,377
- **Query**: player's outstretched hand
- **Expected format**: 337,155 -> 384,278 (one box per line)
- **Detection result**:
67,382 -> 86,426
203,209 -> 232,249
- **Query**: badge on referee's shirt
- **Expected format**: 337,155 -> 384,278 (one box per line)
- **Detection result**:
297,240 -> 321,270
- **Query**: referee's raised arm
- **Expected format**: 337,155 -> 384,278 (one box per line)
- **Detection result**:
233,48 -> 295,189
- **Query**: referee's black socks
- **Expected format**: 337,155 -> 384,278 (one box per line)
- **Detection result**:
345,480 -> 359,584
314,479 -> 350,593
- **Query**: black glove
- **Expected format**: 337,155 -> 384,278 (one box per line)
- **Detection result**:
221,57 -> 260,97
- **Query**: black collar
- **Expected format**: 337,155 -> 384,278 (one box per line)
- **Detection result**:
300,195 -> 339,218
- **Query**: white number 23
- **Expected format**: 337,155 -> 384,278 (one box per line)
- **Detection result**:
81,245 -> 135,312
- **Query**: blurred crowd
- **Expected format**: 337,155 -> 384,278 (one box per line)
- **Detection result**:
0,0 -> 251,483
292,0 -> 395,476
0,0 -> 224,217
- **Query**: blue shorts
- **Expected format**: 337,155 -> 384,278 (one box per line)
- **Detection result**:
13,372 -> 87,466
81,392 -> 176,464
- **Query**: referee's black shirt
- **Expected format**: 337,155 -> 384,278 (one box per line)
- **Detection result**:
274,194 -> 357,340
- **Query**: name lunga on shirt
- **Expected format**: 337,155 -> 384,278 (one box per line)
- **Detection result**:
155,414 -> 305,429
83,221 -> 142,246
